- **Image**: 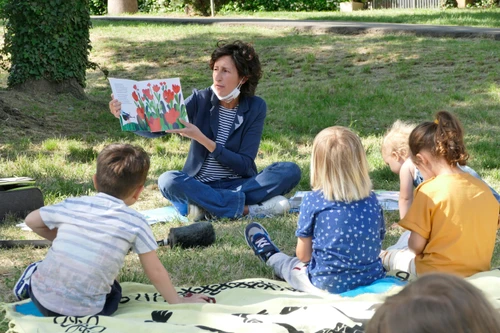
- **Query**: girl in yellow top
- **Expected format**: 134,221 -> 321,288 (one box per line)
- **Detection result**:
380,111 -> 499,277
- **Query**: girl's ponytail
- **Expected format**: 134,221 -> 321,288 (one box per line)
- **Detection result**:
409,111 -> 468,166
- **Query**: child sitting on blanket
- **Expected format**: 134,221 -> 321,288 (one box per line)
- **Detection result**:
365,272 -> 500,333
382,119 -> 500,219
245,126 -> 386,294
379,111 -> 499,277
14,143 -> 209,317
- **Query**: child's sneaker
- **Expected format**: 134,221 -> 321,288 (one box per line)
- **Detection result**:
245,222 -> 280,263
13,261 -> 41,301
248,195 -> 291,218
188,204 -> 206,222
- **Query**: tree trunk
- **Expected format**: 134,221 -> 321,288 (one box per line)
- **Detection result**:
108,0 -> 138,14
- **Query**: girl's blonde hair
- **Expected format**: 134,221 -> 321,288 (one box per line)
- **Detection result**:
381,120 -> 417,159
311,126 -> 372,202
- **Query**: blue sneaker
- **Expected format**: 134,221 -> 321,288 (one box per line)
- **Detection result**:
13,261 -> 41,301
245,222 -> 280,263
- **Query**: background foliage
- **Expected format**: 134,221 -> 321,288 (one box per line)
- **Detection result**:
0,0 -> 96,88
84,0 -> 499,15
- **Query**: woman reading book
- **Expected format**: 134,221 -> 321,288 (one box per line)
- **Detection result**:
109,40 -> 301,221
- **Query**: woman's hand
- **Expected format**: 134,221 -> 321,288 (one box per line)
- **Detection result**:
167,119 -> 216,153
166,119 -> 201,140
109,94 -> 121,119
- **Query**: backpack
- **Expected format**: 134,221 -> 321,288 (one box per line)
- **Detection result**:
0,177 -> 44,222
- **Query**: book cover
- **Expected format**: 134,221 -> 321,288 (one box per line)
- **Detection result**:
108,77 -> 188,132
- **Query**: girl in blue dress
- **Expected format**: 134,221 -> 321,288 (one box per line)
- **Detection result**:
245,126 -> 386,294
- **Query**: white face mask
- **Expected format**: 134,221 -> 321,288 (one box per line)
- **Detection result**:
211,78 -> 245,103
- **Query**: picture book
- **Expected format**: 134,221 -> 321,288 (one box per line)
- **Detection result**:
108,77 -> 188,132
288,190 -> 400,212
0,177 -> 36,191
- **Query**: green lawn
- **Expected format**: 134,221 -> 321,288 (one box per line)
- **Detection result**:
111,8 -> 500,28
1,18 -> 500,330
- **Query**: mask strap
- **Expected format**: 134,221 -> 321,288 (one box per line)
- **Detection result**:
237,78 -> 245,89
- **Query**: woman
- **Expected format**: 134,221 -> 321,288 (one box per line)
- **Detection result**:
109,40 -> 301,220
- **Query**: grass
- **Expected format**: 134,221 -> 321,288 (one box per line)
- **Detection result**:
1,17 -> 500,330
111,8 -> 500,28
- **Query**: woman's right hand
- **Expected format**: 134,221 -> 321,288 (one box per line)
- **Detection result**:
109,94 -> 121,119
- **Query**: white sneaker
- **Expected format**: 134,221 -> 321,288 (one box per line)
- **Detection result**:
188,204 -> 206,222
249,195 -> 291,218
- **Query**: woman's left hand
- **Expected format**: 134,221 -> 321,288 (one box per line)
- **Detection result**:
166,119 -> 202,141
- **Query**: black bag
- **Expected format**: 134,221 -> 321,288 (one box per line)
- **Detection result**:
0,177 -> 44,222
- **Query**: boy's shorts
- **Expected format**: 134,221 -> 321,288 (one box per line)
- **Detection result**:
29,280 -> 122,317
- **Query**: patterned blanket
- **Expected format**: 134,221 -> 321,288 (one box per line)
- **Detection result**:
3,269 -> 500,333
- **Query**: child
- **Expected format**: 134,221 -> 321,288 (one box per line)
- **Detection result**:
245,126 -> 386,294
380,111 -> 499,277
14,143 -> 209,317
365,272 -> 500,333
382,119 -> 500,219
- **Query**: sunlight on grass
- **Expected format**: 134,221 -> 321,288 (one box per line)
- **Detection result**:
1,21 -> 500,312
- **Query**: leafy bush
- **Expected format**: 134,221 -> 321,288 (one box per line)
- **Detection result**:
220,0 -> 336,12
89,0 -> 107,15
0,0 -> 97,88
88,0 -> 339,15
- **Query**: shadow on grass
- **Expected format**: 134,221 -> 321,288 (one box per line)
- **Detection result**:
2,21 -> 500,199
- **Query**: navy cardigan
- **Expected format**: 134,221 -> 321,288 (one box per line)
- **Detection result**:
136,87 -> 267,178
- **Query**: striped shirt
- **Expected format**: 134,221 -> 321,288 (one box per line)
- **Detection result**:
195,105 -> 241,183
31,193 -> 158,316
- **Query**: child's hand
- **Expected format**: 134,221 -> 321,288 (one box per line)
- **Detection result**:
183,292 -> 216,304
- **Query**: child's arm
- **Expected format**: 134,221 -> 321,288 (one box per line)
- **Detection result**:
398,160 -> 415,219
25,209 -> 58,241
296,237 -> 312,263
408,231 -> 427,255
139,251 -> 209,304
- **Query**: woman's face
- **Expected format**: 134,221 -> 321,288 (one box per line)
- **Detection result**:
212,55 -> 243,98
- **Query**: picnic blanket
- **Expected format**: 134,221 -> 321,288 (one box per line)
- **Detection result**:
3,270 -> 500,333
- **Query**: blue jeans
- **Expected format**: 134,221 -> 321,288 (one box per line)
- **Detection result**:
158,162 -> 301,218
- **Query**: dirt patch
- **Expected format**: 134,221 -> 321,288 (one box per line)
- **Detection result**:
0,92 -> 56,143
0,88 -> 112,145
0,98 -> 42,130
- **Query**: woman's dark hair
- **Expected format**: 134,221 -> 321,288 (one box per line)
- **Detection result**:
409,111 -> 469,166
209,40 -> 262,97
365,273 -> 500,333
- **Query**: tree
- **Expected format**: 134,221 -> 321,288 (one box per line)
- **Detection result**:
108,0 -> 138,14
0,0 -> 97,99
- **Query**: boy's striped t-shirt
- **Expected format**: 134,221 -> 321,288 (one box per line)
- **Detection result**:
31,192 -> 157,316
195,105 -> 241,183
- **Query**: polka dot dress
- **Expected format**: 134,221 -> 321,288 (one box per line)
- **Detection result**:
296,191 -> 386,293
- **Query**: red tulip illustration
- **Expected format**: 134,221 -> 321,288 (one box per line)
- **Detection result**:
147,117 -> 162,132
142,88 -> 153,100
163,89 -> 174,103
153,84 -> 160,93
164,108 -> 180,125
136,107 -> 145,120
172,84 -> 181,94
132,91 -> 139,102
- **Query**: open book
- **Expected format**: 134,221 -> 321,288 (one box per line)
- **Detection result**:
288,190 -> 400,212
0,177 -> 36,191
109,77 -> 188,132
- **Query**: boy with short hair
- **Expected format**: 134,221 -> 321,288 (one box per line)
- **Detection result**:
15,143 -> 208,317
